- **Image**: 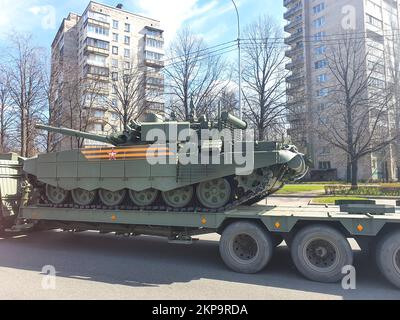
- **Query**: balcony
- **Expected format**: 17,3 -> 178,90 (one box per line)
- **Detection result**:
283,0 -> 296,7
286,73 -> 304,83
145,58 -> 164,68
284,18 -> 302,32
285,46 -> 303,58
284,5 -> 302,20
284,31 -> 303,45
285,58 -> 304,70
287,111 -> 307,123
84,45 -> 109,57
86,17 -> 110,29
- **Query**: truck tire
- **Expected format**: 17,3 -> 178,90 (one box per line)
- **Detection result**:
219,221 -> 274,274
290,225 -> 353,283
375,231 -> 400,289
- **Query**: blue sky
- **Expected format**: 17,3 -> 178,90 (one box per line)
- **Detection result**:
0,0 -> 284,50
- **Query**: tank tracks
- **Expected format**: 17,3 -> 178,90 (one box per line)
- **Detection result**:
30,167 -> 288,214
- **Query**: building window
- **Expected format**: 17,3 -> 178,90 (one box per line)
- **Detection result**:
146,28 -> 162,38
87,24 -> 109,36
315,59 -> 327,69
87,54 -> 107,66
313,3 -> 325,14
146,38 -> 163,49
111,59 -> 118,68
124,48 -> 130,58
317,88 -> 329,97
317,74 -> 328,83
85,65 -> 109,77
314,45 -> 326,55
124,36 -> 130,45
125,23 -> 130,32
86,38 -> 109,50
145,50 -> 163,61
366,14 -> 382,28
110,112 -> 119,121
94,110 -> 105,118
313,16 -> 325,28
314,31 -> 326,41
124,61 -> 131,69
112,33 -> 119,42
318,161 -> 331,170
113,20 -> 119,29
112,72 -> 118,81
112,46 -> 118,55
88,11 -> 108,23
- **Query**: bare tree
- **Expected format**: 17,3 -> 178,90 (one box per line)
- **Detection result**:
165,27 -> 229,120
241,16 -> 288,141
5,34 -> 47,157
107,64 -> 148,130
0,72 -> 16,152
317,34 -> 396,187
220,87 -> 239,115
386,25 -> 400,181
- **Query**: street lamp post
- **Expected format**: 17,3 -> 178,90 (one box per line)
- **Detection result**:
231,0 -> 242,120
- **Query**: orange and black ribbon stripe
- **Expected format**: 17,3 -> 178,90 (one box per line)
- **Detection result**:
81,145 -> 174,160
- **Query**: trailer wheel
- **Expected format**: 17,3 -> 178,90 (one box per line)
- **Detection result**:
219,221 -> 273,274
291,225 -> 353,283
375,231 -> 400,289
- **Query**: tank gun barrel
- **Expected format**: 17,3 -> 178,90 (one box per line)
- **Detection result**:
221,112 -> 248,130
36,124 -> 110,145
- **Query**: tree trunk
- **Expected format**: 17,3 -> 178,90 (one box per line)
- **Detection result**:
351,159 -> 358,189
346,159 -> 352,183
20,108 -> 28,157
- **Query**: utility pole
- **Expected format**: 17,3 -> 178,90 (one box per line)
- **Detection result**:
231,0 -> 242,120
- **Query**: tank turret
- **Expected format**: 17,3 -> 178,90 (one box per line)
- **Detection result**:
36,112 -> 247,147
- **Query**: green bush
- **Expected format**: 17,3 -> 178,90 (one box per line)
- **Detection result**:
325,185 -> 400,197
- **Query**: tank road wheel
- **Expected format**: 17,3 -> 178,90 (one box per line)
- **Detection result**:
46,184 -> 69,205
196,178 -> 231,209
219,221 -> 274,274
290,225 -> 353,283
129,189 -> 159,207
99,189 -> 127,207
71,188 -> 97,206
376,231 -> 400,289
162,186 -> 194,208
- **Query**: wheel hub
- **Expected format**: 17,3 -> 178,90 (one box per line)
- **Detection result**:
46,184 -> 68,204
196,178 -> 231,209
232,234 -> 258,261
304,239 -> 339,272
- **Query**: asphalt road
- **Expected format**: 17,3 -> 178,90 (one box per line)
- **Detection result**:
0,228 -> 400,300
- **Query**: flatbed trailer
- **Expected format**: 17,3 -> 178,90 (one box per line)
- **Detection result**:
11,203 -> 400,289
1,153 -> 400,289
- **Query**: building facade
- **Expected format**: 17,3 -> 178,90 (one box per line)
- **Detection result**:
51,1 -> 165,149
284,0 -> 399,181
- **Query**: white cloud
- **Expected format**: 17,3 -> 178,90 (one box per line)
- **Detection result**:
0,0 -> 40,37
134,0 -> 219,43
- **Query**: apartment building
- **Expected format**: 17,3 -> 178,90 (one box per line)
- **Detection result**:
284,0 -> 399,181
51,1 -> 165,149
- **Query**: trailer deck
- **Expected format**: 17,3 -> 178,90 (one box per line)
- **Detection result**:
19,204 -> 400,237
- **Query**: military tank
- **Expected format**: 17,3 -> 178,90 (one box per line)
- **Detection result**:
23,112 -> 308,211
